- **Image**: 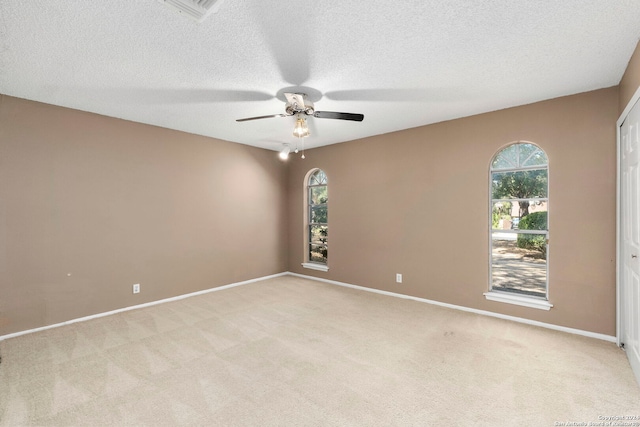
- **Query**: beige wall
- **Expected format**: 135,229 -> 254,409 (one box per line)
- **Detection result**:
0,95 -> 288,336
288,87 -> 618,335
3,49 -> 636,337
619,40 -> 640,113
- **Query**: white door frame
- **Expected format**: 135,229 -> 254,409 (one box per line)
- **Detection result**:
616,85 -> 640,346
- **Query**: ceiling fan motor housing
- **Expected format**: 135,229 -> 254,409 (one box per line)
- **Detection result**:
285,93 -> 314,116
236,92 -> 363,122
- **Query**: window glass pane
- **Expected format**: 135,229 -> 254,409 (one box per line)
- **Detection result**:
492,202 -> 547,230
490,143 -> 548,300
492,144 -> 518,170
309,170 -> 327,186
519,144 -> 547,167
309,244 -> 328,263
491,170 -> 548,199
307,169 -> 328,266
309,186 -> 328,205
517,209 -> 547,231
309,225 -> 328,244
310,206 -> 328,224
515,233 -> 547,253
491,233 -> 547,298
491,202 -> 514,230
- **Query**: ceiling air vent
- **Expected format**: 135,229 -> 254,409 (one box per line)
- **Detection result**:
158,0 -> 225,22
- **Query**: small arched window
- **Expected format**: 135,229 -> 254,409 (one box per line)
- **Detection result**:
487,142 -> 551,309
303,169 -> 328,271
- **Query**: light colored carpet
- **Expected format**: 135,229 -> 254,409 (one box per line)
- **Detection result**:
0,275 -> 638,426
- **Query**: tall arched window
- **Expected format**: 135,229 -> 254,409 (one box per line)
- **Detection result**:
487,142 -> 551,309
303,169 -> 328,271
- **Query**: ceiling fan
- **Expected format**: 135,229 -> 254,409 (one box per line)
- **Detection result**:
236,92 -> 364,123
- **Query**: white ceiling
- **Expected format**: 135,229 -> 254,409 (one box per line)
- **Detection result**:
1,1 -> 639,152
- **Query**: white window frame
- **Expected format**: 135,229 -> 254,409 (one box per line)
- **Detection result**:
484,142 -> 552,310
302,168 -> 329,272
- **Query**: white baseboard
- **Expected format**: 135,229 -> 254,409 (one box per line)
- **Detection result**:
2,271 -> 616,344
287,272 -> 617,343
0,272 -> 289,342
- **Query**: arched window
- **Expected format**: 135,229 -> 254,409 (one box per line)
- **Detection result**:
302,169 -> 328,271
487,142 -> 551,309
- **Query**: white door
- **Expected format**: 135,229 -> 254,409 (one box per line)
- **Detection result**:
620,97 -> 640,386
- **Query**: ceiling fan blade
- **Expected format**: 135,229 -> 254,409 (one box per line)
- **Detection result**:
313,111 -> 364,122
236,114 -> 288,122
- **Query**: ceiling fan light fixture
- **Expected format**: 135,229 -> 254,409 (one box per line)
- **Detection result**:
293,117 -> 310,138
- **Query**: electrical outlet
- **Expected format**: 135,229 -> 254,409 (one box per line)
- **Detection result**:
133,283 -> 140,294
396,273 -> 402,283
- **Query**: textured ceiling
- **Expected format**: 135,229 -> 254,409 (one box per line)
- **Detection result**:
1,1 -> 639,152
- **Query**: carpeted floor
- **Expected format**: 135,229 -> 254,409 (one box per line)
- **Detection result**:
0,275 -> 639,426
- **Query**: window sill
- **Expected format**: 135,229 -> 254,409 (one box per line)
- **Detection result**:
302,262 -> 329,272
484,291 -> 553,311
